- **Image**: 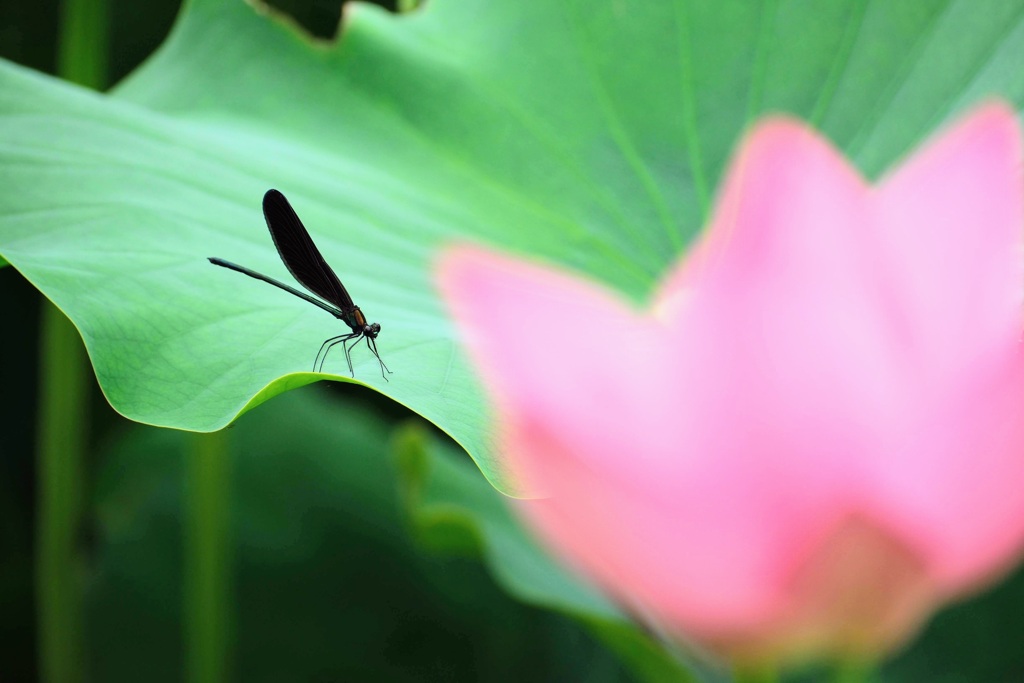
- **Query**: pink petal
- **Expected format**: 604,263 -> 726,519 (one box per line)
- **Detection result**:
436,103 -> 1024,661
857,104 -> 1024,586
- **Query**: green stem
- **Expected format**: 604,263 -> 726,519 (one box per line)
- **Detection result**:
38,2 -> 108,679
36,304 -> 90,683
185,430 -> 233,683
38,0 -> 109,678
57,0 -> 110,89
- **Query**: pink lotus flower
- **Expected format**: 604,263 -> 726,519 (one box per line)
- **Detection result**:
437,104 -> 1024,663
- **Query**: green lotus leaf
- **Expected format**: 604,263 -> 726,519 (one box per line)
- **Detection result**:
2,0 -> 1022,492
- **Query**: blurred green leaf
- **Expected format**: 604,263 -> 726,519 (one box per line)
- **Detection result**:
2,0 -> 1024,496
393,423 -> 711,683
88,388 -> 637,682
393,423 -> 619,618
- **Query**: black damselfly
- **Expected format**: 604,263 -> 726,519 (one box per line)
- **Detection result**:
209,189 -> 391,380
